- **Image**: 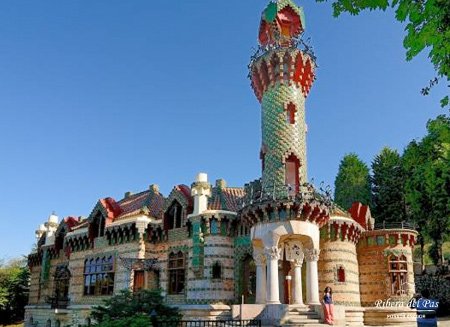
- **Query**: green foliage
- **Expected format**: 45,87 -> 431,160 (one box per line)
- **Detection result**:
92,314 -> 151,327
0,258 -> 30,325
403,115 -> 450,265
334,153 -> 371,210
89,289 -> 181,326
371,147 -> 407,223
316,0 -> 450,107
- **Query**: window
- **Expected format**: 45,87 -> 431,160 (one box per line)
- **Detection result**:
285,154 -> 300,194
46,320 -> 51,327
52,266 -> 70,308
54,227 -> 66,252
84,256 -> 114,296
133,270 -> 145,292
260,151 -> 266,172
167,201 -> 183,229
210,219 -> 218,235
90,213 -> 106,239
388,255 -> 408,296
168,251 -> 185,294
286,102 -> 296,124
212,262 -> 222,279
337,266 -> 345,282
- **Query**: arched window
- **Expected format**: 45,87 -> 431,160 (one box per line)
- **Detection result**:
212,262 -> 222,279
388,255 -> 408,295
52,265 -> 70,308
46,319 -> 51,327
55,320 -> 60,327
84,256 -> 114,296
337,266 -> 345,282
166,201 -> 183,230
168,251 -> 185,294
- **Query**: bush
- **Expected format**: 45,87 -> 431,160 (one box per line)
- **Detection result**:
0,258 -> 30,325
89,289 -> 181,326
93,314 -> 151,327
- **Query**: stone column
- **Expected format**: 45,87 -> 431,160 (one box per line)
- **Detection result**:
305,248 -> 320,304
292,258 -> 304,305
253,251 -> 267,304
265,246 -> 281,304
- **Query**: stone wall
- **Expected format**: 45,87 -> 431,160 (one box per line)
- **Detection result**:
25,236 -> 148,326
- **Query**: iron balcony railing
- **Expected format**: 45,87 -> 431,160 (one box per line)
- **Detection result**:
240,180 -> 333,210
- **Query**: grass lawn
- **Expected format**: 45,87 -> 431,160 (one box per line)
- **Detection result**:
2,323 -> 23,327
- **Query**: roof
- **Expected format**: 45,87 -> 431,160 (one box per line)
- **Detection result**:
115,189 -> 165,220
208,186 -> 245,212
63,217 -> 80,230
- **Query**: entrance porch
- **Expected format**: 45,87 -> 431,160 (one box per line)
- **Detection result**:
251,220 -> 321,306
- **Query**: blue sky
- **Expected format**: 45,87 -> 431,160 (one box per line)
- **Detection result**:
0,0 -> 446,259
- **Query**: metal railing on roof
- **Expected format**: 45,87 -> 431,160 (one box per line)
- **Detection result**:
374,221 -> 416,230
239,180 -> 333,210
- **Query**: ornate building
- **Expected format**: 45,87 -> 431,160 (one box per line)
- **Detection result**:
26,1 -> 418,326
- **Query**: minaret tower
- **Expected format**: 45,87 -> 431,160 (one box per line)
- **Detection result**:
250,0 -> 315,194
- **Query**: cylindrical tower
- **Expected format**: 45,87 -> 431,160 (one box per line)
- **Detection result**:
250,0 -> 316,194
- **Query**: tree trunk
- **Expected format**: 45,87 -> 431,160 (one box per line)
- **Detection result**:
420,236 -> 425,273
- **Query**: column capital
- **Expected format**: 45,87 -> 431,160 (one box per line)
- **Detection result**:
253,251 -> 266,266
264,246 -> 281,261
304,248 -> 320,262
291,258 -> 303,268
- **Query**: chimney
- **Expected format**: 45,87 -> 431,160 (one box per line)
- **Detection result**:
149,184 -> 160,194
215,179 -> 227,189
191,173 -> 211,215
45,212 -> 59,245
124,191 -> 133,198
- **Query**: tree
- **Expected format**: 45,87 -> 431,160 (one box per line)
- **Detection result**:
90,289 -> 181,326
317,0 -> 450,107
334,153 -> 371,210
403,115 -> 450,265
371,147 -> 407,223
0,258 -> 30,325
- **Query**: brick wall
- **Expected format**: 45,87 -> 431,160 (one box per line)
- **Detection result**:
357,231 -> 415,306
